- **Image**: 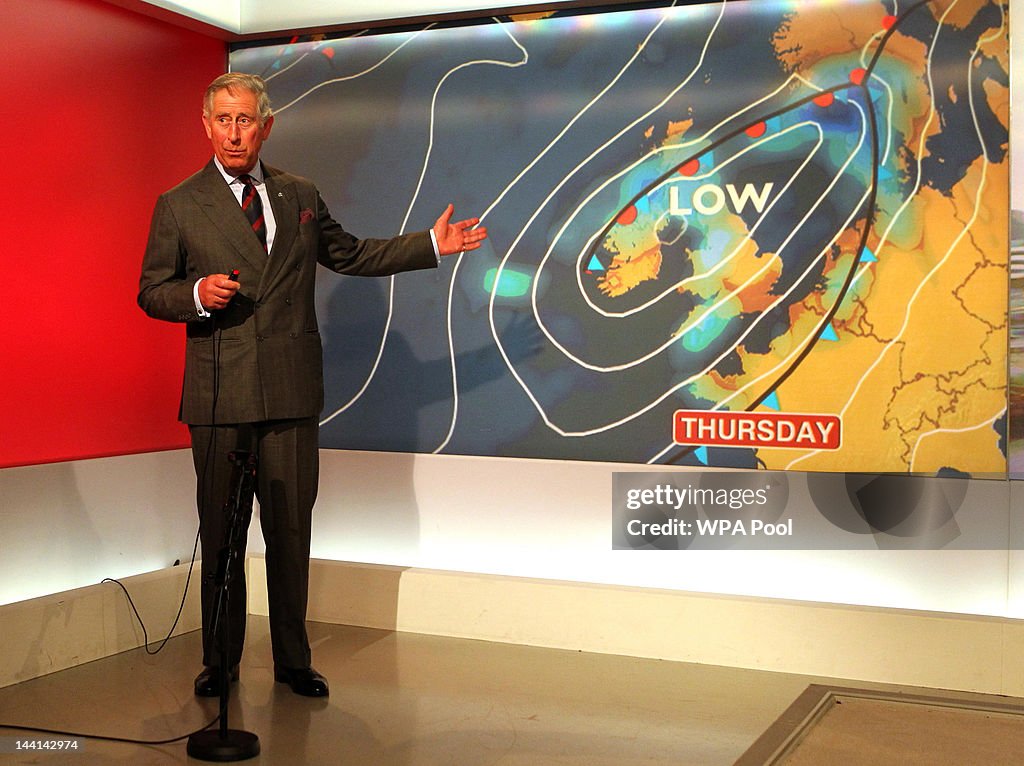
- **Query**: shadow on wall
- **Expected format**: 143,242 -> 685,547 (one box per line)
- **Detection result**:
0,463 -> 99,607
1,452 -> 199,681
1,462 -> 101,682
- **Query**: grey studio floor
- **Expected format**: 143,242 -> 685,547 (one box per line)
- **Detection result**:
0,616 -> 838,765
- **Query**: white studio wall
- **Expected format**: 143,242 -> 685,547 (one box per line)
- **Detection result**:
8,447 -> 1024,698
0,451 -> 198,606
308,450 -> 1024,618
5,448 -> 1023,623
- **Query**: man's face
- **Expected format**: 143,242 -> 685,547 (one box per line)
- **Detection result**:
203,86 -> 273,176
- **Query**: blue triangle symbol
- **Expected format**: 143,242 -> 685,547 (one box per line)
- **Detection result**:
587,255 -> 605,272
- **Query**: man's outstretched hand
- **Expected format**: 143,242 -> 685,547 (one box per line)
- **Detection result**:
433,204 -> 488,256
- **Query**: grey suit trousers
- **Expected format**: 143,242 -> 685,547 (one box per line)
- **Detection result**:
190,417 -> 319,670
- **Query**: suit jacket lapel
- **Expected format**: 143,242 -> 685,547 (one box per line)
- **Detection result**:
258,165 -> 299,299
189,161 -> 268,277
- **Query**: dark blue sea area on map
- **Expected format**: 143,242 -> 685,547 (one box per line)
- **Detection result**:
898,0 -> 1007,196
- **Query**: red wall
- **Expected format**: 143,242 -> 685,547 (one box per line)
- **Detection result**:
1,0 -> 226,467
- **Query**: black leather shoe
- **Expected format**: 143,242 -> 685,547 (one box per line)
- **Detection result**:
274,666 -> 329,697
193,665 -> 239,697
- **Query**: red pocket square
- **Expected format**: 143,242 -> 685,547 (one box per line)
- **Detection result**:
299,208 -> 315,224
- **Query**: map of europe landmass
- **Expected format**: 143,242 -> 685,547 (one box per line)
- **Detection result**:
232,0 -> 1009,473
759,0 -> 1008,474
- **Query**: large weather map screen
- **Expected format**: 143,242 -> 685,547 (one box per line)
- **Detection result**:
232,0 -> 1009,473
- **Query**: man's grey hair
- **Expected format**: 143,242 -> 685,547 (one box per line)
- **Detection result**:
203,72 -> 273,124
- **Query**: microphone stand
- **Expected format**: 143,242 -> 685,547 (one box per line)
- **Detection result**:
188,449 -> 260,762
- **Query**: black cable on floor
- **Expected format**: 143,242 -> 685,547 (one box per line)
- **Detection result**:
99,519 -> 201,655
0,484 -> 208,746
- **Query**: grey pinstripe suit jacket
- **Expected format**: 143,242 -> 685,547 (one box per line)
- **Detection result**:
138,160 -> 437,425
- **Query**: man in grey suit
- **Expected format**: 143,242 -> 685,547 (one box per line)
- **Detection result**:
138,72 -> 487,698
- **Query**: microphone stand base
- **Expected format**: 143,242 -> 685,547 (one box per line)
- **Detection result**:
187,729 -> 260,762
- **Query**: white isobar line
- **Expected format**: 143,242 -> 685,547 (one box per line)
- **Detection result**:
426,23 -> 531,453
263,29 -> 370,83
542,72 -> 825,335
541,123 -> 826,372
488,2 -> 898,438
263,26 -> 437,428
909,411 -> 1005,472
644,55 -> 905,465
529,92 -> 872,438
433,0 -> 698,453
831,14 -> 907,313
645,101 -> 878,464
552,70 -> 831,317
478,2 -> 728,437
568,120 -> 822,322
648,7 -> 906,465
695,74 -> 899,418
272,28 -> 432,115
262,51 -> 309,82
319,21 -> 528,427
785,0 -> 1003,471
565,71 -> 869,321
518,106 -> 868,439
312,5 -> 696,440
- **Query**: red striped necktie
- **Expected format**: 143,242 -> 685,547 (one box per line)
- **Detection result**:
238,174 -> 268,252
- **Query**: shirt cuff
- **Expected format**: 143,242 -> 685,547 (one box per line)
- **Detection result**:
193,278 -> 211,319
428,229 -> 441,264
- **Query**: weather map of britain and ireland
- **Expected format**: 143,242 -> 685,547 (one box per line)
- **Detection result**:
232,0 -> 1009,474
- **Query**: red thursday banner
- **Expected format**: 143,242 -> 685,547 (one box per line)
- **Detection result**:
674,410 -> 841,451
